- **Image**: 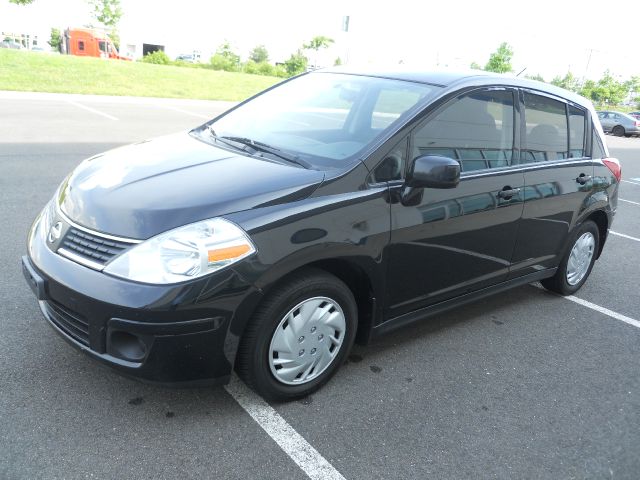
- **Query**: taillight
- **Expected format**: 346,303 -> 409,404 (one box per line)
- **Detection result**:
635,121 -> 640,127
603,158 -> 621,182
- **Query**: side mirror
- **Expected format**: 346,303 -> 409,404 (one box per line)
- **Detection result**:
406,155 -> 460,189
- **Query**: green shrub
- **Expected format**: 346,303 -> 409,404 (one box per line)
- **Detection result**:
141,50 -> 171,65
210,53 -> 240,72
244,61 -> 276,76
283,51 -> 307,77
243,60 -> 259,75
273,64 -> 288,78
256,61 -> 275,76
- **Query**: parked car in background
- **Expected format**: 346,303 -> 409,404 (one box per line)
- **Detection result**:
1,38 -> 23,49
175,53 -> 200,63
597,110 -> 640,137
23,68 -> 621,400
628,111 -> 640,120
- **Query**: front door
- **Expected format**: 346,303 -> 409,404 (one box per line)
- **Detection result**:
386,88 -> 524,319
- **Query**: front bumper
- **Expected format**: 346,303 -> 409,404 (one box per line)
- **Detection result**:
23,218 -> 263,386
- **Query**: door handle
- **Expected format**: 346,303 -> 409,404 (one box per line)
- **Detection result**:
498,187 -> 521,199
576,174 -> 592,185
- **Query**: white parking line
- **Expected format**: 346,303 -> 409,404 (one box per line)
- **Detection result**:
534,285 -> 640,329
225,375 -> 345,480
564,295 -> 640,329
619,198 -> 640,206
66,100 -> 118,120
162,105 -> 211,119
610,231 -> 640,243
622,180 -> 640,186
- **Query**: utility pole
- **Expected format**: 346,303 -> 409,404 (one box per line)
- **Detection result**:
342,16 -> 350,64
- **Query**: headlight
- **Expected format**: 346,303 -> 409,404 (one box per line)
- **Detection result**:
103,218 -> 256,284
37,197 -> 57,242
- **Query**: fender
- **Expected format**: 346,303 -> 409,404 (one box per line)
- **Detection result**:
221,185 -> 393,364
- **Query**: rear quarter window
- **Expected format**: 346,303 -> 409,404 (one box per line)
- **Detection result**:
568,105 -> 586,158
592,128 -> 606,159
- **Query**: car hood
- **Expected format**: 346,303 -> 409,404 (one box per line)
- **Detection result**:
59,132 -> 325,239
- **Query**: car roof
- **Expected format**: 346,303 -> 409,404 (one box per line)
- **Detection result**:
320,65 -> 492,86
318,65 -> 591,108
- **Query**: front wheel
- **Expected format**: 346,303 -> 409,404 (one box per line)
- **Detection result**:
236,268 -> 357,401
541,220 -> 599,295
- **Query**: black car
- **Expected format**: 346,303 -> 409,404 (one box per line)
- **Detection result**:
23,67 -> 621,400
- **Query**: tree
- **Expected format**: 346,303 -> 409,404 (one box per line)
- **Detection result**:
48,28 -> 62,52
9,0 -> 35,4
210,41 -> 241,72
484,42 -> 513,74
303,35 -> 334,68
470,61 -> 483,70
550,71 -> 579,92
249,45 -> 269,63
88,0 -> 122,27
216,41 -> 240,64
625,75 -> 640,104
283,50 -> 308,77
89,0 -> 122,50
579,71 -> 629,106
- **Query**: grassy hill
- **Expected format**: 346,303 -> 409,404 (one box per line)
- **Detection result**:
0,49 -> 281,101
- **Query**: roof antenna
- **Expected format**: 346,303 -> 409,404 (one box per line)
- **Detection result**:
516,67 -> 527,77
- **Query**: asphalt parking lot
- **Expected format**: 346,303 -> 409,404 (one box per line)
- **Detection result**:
1,91 -> 639,480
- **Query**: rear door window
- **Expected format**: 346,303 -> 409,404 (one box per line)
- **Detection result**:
522,92 -> 568,162
412,89 -> 515,172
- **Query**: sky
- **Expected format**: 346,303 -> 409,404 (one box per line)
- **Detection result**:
1,0 -> 638,81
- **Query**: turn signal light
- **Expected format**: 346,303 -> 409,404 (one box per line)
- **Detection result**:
208,244 -> 251,263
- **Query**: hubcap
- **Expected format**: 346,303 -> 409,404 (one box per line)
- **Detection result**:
268,296 -> 346,385
566,232 -> 595,286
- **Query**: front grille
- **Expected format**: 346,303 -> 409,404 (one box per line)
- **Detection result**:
44,300 -> 90,346
60,227 -> 133,266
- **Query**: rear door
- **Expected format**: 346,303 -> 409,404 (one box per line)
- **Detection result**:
509,91 -> 594,278
386,88 -> 524,319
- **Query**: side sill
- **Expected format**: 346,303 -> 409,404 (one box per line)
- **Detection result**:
371,269 -> 557,338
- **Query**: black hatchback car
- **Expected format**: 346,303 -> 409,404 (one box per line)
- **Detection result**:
23,67 -> 621,400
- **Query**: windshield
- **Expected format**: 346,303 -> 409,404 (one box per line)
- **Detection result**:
205,72 -> 440,165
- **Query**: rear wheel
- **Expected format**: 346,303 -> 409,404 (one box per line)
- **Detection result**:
541,220 -> 599,295
236,268 -> 357,401
613,125 -> 625,137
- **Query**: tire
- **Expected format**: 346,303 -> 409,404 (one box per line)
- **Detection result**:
236,268 -> 357,401
612,125 -> 625,137
541,220 -> 599,295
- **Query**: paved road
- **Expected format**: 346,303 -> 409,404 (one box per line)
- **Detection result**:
1,92 -> 639,479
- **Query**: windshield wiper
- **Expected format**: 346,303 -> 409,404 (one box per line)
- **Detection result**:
221,136 -> 311,168
209,130 -> 310,168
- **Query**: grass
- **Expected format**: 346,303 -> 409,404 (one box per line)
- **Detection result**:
0,49 -> 282,101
